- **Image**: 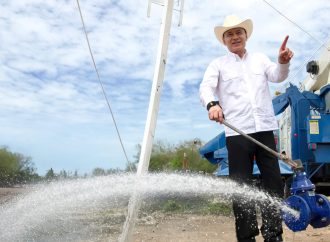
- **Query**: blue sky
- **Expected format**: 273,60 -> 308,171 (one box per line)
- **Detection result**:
1,0 -> 329,175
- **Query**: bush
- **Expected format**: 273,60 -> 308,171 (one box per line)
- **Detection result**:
141,195 -> 233,217
135,139 -> 217,173
162,199 -> 182,212
0,147 -> 39,186
205,202 -> 232,216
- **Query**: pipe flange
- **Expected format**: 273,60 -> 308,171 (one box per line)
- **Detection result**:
283,195 -> 311,232
310,194 -> 330,228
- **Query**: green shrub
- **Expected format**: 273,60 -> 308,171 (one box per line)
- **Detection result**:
162,199 -> 182,212
206,202 -> 232,216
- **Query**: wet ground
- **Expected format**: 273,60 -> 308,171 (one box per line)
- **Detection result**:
1,187 -> 330,242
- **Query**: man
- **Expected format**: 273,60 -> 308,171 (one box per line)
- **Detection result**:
199,15 -> 293,242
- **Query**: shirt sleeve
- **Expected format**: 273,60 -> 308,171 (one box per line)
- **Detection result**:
199,60 -> 220,107
263,54 -> 290,83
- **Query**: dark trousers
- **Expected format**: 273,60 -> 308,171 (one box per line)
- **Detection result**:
226,131 -> 284,242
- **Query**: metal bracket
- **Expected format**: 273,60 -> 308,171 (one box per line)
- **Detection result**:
147,0 -> 185,26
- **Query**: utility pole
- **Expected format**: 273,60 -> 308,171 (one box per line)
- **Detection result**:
137,0 -> 174,174
118,1 -> 184,241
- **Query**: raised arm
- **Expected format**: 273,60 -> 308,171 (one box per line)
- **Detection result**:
278,35 -> 294,64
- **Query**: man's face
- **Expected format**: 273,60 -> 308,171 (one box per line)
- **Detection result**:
223,27 -> 247,55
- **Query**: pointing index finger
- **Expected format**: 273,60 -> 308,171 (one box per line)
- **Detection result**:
280,35 -> 289,50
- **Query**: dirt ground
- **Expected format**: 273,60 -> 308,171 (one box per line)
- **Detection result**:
1,188 -> 330,242
134,213 -> 330,242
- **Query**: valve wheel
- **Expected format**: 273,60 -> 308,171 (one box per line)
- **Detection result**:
283,195 -> 311,232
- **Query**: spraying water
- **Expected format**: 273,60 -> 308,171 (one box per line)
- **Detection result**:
0,173 -> 297,241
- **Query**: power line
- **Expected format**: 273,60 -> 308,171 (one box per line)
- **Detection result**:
75,0 -> 132,171
287,44 -> 324,85
262,0 -> 329,88
262,0 -> 329,51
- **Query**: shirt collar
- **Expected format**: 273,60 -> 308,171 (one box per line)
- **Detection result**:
227,50 -> 248,61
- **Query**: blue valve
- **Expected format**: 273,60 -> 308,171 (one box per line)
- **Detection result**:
282,170 -> 330,232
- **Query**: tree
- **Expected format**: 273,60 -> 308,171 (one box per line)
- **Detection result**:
59,170 -> 68,179
16,155 -> 39,184
74,170 -> 78,178
92,167 -> 106,176
45,168 -> 56,181
134,139 -> 217,173
0,147 -> 39,186
0,147 -> 19,186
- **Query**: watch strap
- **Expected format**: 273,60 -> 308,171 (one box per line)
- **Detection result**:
207,101 -> 220,111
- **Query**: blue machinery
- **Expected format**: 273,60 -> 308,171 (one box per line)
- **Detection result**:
283,169 -> 330,231
199,84 -> 330,231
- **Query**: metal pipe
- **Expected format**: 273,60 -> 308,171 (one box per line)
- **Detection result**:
222,120 -> 302,169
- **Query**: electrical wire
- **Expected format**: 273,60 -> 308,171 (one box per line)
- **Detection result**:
74,0 -> 328,173
76,0 -> 132,171
262,0 -> 329,91
287,43 -> 325,86
262,0 -> 330,51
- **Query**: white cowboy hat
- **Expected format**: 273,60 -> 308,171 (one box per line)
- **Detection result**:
214,15 -> 253,45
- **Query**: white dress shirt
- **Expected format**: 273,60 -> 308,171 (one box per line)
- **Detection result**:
199,51 -> 289,136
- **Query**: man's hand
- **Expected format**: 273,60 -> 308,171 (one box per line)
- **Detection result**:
208,105 -> 224,123
278,35 -> 294,64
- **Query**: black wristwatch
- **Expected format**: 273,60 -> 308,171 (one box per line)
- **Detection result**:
206,101 -> 220,111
